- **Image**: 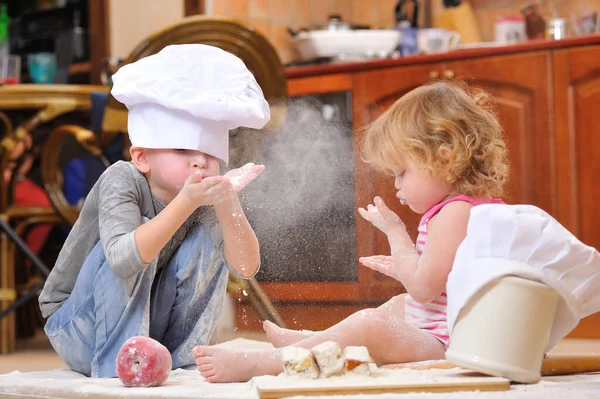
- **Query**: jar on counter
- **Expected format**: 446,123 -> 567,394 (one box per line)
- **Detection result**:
546,18 -> 569,40
494,15 -> 526,43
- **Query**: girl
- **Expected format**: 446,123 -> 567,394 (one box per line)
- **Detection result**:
192,81 -> 510,383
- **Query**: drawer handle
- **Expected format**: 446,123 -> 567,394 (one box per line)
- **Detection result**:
429,70 -> 439,80
443,69 -> 455,79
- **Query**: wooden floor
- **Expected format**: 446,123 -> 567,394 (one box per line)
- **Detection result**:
2,329 -> 600,375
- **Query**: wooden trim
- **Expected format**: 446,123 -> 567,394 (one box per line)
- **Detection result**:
287,74 -> 352,96
552,49 -> 578,234
234,303 -> 367,331
232,281 -> 400,304
546,51 -> 558,219
69,62 -> 91,75
88,0 -> 111,85
184,0 -> 205,16
231,277 -> 401,304
257,282 -> 361,303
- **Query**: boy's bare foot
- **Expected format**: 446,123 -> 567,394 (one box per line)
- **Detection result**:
192,346 -> 282,383
263,320 -> 315,348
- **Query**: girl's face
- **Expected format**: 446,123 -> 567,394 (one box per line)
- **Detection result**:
394,158 -> 455,214
144,149 -> 220,204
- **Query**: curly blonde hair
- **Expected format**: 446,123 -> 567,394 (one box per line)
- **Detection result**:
362,81 -> 509,197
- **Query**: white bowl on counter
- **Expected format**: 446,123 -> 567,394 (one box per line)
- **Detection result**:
292,30 -> 402,61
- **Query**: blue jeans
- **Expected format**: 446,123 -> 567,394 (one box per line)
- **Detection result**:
44,225 -> 229,377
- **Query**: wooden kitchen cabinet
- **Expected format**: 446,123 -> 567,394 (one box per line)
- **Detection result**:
552,44 -> 600,338
553,45 -> 600,249
351,52 -> 555,301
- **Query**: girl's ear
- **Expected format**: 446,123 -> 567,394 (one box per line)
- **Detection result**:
130,147 -> 150,174
439,146 -> 456,182
439,146 -> 453,163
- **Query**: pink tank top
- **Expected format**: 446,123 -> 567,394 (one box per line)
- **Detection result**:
404,195 -> 503,348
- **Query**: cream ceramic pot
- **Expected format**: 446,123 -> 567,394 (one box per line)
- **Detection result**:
290,14 -> 402,61
445,275 -> 560,384
293,30 -> 402,61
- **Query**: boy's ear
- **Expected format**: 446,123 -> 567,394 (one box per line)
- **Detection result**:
130,147 -> 150,173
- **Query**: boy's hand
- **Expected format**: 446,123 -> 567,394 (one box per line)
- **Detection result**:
359,255 -> 396,279
223,163 -> 265,193
358,196 -> 405,235
179,172 -> 233,208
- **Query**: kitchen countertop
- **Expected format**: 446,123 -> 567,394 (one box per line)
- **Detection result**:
284,33 -> 600,79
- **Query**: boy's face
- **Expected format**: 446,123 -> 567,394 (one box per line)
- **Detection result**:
143,148 -> 221,203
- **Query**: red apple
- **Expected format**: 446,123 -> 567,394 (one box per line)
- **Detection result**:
115,336 -> 172,387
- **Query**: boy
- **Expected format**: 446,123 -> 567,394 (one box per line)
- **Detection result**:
39,44 -> 270,378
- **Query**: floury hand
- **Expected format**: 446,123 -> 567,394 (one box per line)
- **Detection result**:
224,163 -> 266,193
359,255 -> 397,279
358,196 -> 405,235
179,172 -> 232,207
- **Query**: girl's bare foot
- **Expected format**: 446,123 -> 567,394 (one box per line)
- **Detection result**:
192,345 -> 282,383
263,320 -> 315,348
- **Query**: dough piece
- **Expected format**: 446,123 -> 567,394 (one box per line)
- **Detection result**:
343,346 -> 371,375
282,346 -> 319,379
311,341 -> 345,378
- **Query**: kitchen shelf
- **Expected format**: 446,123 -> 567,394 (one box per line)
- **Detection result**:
69,62 -> 91,75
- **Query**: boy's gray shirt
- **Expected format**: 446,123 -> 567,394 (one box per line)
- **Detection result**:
39,160 -> 233,319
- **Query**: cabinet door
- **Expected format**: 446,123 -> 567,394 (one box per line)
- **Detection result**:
352,63 -> 444,301
445,52 -> 555,214
553,45 -> 600,247
552,45 -> 600,338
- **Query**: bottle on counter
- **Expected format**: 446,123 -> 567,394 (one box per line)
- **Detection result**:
72,9 -> 86,61
394,0 -> 419,55
0,4 -> 10,57
521,3 -> 546,40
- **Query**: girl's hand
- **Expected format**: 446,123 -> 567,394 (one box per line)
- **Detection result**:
358,196 -> 405,235
179,172 -> 233,208
359,255 -> 397,279
223,163 -> 265,193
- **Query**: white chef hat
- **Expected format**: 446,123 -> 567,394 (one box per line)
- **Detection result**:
447,204 -> 600,350
110,44 -> 271,165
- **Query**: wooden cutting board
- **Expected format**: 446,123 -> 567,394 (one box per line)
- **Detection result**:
254,354 -> 600,398
386,353 -> 600,376
253,369 -> 509,399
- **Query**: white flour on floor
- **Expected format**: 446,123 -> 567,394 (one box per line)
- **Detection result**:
3,339 -> 600,399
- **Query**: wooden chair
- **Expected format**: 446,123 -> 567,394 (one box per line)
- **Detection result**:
41,15 -> 288,329
0,85 -> 110,353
